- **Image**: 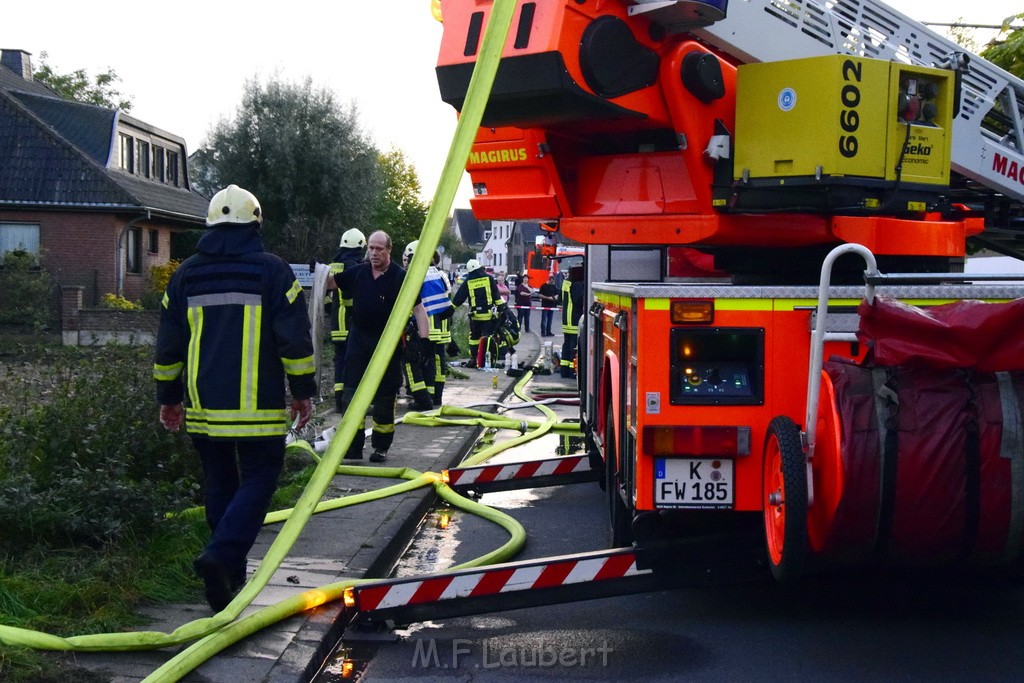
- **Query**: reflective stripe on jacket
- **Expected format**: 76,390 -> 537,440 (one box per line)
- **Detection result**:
561,278 -> 578,335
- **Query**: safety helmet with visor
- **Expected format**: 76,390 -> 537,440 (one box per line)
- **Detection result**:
340,228 -> 367,249
206,185 -> 262,227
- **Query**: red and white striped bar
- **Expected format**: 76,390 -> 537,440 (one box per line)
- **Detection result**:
444,455 -> 600,493
350,548 -> 650,616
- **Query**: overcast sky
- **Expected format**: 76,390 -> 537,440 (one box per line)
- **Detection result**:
4,1 -> 1021,209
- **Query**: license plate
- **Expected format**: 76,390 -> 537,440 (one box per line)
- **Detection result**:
655,458 -> 734,509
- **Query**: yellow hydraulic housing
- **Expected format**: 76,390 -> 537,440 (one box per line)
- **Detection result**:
734,55 -> 953,188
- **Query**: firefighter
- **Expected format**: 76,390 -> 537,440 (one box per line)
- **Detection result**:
154,185 -> 315,612
402,240 -> 455,406
327,228 -> 366,412
451,259 -> 507,368
333,230 -> 430,462
560,264 -> 585,378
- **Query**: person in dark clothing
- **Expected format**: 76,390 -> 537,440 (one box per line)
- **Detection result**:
560,265 -> 585,378
451,259 -> 507,368
332,230 -> 429,462
154,185 -> 315,612
327,228 -> 366,411
538,276 -> 559,336
513,273 -> 533,333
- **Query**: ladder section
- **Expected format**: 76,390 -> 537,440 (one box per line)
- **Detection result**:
695,0 -> 1024,203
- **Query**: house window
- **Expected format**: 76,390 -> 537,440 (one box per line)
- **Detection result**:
148,229 -> 159,254
166,151 -> 179,185
126,228 -> 142,274
0,223 -> 40,258
119,133 -> 134,171
136,141 -> 150,178
153,146 -> 165,181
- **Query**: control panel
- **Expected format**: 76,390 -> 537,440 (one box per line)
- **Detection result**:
669,328 -> 764,406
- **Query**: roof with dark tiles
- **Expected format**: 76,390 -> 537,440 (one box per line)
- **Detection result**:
10,91 -> 116,164
451,208 -> 483,246
0,59 -> 207,224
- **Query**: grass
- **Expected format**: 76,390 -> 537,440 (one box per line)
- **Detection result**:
0,456 -> 321,681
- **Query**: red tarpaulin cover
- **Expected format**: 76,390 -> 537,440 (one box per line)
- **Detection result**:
821,362 -> 1019,565
857,297 -> 1024,371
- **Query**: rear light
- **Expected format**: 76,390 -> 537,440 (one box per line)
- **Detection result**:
671,300 -> 714,324
643,425 -> 750,456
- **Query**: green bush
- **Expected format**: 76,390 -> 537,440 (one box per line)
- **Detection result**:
0,344 -> 200,551
0,251 -> 57,330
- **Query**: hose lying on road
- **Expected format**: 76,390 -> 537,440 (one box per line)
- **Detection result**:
0,4 -> 573,679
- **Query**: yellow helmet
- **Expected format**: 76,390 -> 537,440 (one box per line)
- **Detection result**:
206,185 -> 262,227
340,228 -> 367,249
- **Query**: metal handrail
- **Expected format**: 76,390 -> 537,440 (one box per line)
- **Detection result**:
804,244 -> 878,468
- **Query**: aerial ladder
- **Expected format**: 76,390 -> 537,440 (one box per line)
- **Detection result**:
346,0 -> 1024,624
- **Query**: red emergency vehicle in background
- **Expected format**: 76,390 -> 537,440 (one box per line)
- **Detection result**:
433,0 -> 1024,582
526,236 -> 584,288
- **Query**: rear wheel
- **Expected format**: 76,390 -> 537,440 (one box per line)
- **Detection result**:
605,404 -> 633,547
762,415 -> 808,583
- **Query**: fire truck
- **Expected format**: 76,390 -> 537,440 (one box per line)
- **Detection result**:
526,237 -> 585,288
427,0 -> 1024,585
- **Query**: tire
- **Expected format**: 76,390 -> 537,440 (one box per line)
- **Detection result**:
606,404 -> 634,548
762,415 -> 808,583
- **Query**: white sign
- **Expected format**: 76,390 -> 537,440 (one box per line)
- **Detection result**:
290,263 -> 315,288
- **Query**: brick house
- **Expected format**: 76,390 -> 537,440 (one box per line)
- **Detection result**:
0,48 -> 208,307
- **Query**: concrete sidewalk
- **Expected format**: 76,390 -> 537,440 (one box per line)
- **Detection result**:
69,328 -> 570,682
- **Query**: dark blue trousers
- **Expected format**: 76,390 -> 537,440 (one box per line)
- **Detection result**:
194,437 -> 284,583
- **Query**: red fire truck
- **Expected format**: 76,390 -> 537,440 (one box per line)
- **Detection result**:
433,0 -> 1024,582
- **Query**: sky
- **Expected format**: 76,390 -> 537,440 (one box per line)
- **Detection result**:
4,1 -> 1022,210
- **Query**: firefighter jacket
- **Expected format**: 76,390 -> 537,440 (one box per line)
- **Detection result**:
153,226 -> 317,440
328,245 -> 364,343
426,267 -> 454,343
561,277 -> 584,335
452,267 -> 505,321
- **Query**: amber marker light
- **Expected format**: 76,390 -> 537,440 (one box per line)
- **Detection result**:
343,586 -> 356,609
440,469 -> 450,484
671,300 -> 714,324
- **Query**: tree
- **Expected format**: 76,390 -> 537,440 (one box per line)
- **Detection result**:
32,52 -> 132,111
982,13 -> 1024,80
439,224 -> 474,263
373,147 -> 430,258
189,76 -> 382,262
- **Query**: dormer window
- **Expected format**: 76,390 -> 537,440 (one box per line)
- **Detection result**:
166,151 -> 179,186
153,146 -> 165,181
119,133 -> 134,171
136,140 -> 150,178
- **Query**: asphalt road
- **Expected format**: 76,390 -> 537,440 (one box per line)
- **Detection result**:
317,389 -> 1024,683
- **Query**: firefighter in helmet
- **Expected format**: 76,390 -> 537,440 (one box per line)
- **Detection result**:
327,228 -> 367,411
560,264 -> 585,378
451,259 -> 507,368
154,184 -> 315,611
402,240 -> 455,406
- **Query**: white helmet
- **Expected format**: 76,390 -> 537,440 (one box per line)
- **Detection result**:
340,228 -> 367,249
207,185 -> 262,227
466,259 -> 481,272
403,240 -> 419,260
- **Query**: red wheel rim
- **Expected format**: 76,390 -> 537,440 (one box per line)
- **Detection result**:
764,435 -> 785,565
